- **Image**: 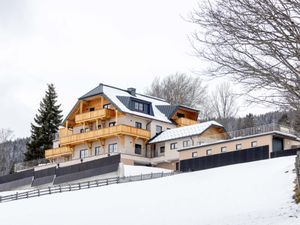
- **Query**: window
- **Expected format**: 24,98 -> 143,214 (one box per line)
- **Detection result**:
108,143 -> 117,153
206,149 -> 212,155
95,146 -> 101,155
80,128 -> 84,133
251,141 -> 257,147
156,125 -> 162,134
103,103 -> 111,109
236,144 -> 242,150
192,152 -> 198,158
135,122 -> 142,129
177,113 -> 185,118
135,144 -> 142,155
109,122 -> 116,127
160,146 -> 165,154
89,107 -> 95,111
170,143 -> 177,150
80,149 -> 88,159
85,127 -> 90,132
134,101 -> 144,111
97,124 -> 102,129
183,140 -> 190,148
221,146 -> 227,153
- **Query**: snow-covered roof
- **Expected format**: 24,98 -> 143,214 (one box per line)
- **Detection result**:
149,121 -> 224,144
75,83 -> 199,124
177,130 -> 300,152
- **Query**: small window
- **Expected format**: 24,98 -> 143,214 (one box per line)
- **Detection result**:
177,113 -> 185,118
135,122 -> 142,129
134,102 -> 144,111
80,128 -> 84,133
80,149 -> 88,159
206,149 -> 212,155
109,122 -> 116,127
89,107 -> 95,112
97,124 -> 102,129
103,103 -> 111,109
251,141 -> 257,147
135,144 -> 142,154
192,152 -> 198,158
95,146 -> 101,155
236,144 -> 242,150
183,140 -> 190,148
85,127 -> 90,132
170,143 -> 177,150
160,146 -> 165,154
156,125 -> 162,134
108,143 -> 117,153
221,146 -> 227,153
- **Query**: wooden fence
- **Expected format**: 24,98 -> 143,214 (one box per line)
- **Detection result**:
0,171 -> 176,203
296,152 -> 300,190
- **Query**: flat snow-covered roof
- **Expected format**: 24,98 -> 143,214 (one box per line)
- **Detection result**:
149,121 -> 224,144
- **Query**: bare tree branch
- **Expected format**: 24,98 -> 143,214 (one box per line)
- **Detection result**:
190,0 -> 300,110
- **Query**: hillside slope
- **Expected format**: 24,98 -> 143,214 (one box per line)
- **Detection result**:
0,157 -> 299,225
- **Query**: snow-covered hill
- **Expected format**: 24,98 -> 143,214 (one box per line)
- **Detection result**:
0,157 -> 299,225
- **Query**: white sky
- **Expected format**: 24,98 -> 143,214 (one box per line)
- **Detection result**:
0,0 -> 274,138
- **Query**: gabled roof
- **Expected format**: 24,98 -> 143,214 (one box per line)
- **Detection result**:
64,83 -> 200,125
148,121 -> 224,144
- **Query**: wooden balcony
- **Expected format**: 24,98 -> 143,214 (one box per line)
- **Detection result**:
75,109 -> 115,123
175,117 -> 198,127
45,146 -> 73,159
60,125 -> 151,146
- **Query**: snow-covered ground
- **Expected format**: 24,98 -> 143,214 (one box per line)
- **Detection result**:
0,156 -> 299,225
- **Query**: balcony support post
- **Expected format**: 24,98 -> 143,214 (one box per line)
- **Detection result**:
115,109 -> 118,125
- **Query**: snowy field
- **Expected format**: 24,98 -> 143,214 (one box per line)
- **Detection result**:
0,156 -> 299,225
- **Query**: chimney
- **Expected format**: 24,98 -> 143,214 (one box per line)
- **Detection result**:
127,87 -> 136,96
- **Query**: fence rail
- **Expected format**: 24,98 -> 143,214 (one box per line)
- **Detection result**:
0,171 -> 176,203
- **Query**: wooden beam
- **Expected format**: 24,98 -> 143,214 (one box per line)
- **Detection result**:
80,100 -> 83,114
100,96 -> 104,108
115,109 -> 118,125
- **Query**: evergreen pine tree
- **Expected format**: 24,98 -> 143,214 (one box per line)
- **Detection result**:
243,113 -> 255,128
25,84 -> 63,161
278,113 -> 291,127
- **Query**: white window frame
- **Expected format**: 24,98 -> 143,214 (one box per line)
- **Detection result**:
170,143 -> 177,150
156,125 -> 162,134
221,146 -> 227,153
80,149 -> 89,159
183,140 -> 190,148
236,144 -> 242,150
192,152 -> 198,158
108,143 -> 117,153
95,146 -> 101,155
251,141 -> 257,147
206,149 -> 212,156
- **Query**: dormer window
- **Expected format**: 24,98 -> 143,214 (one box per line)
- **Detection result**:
134,102 -> 144,111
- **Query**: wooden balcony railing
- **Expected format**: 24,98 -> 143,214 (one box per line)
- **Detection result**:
75,109 -> 115,123
45,146 -> 73,159
59,125 -> 151,146
175,117 -> 198,127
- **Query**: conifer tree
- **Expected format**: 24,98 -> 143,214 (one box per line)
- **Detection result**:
25,84 -> 63,161
278,113 -> 290,127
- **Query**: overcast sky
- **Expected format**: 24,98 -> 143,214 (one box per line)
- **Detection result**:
0,0 -> 274,138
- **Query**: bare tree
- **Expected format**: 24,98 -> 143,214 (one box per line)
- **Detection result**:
209,82 -> 239,119
190,0 -> 300,110
145,73 -> 208,110
0,128 -> 13,143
